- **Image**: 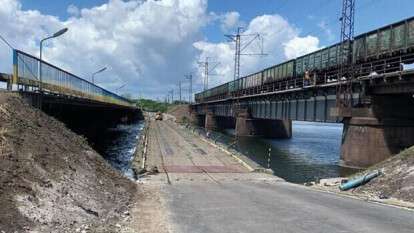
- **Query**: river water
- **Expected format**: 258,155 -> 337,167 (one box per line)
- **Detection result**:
94,120 -> 357,183
219,121 -> 359,183
93,121 -> 144,179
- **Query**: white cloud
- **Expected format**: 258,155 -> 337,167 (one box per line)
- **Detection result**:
283,36 -> 320,59
194,14 -> 321,87
0,0 -> 322,98
220,11 -> 240,32
67,4 -> 80,17
0,0 -> 207,98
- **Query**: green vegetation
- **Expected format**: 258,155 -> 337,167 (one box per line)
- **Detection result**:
133,99 -> 172,112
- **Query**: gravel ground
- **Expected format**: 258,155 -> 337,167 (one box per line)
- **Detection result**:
353,146 -> 414,203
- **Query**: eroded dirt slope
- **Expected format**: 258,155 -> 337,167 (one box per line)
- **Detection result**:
167,105 -> 190,123
0,93 -> 137,232
354,146 -> 414,203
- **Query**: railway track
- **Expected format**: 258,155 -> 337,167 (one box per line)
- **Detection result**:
153,121 -> 171,185
162,120 -> 229,167
156,120 -> 221,185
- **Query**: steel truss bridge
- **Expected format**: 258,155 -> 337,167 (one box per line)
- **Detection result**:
192,53 -> 414,123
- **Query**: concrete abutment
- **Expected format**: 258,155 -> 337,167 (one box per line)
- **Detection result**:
341,117 -> 414,167
340,94 -> 414,167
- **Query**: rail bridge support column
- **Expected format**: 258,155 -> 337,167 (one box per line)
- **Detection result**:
235,109 -> 292,138
339,95 -> 414,168
341,117 -> 414,168
205,111 -> 218,131
190,112 -> 204,127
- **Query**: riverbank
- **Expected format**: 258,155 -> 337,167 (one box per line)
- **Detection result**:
0,93 -> 138,232
310,146 -> 414,208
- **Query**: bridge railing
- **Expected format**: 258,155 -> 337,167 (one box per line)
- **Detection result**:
195,52 -> 414,103
12,49 -> 134,107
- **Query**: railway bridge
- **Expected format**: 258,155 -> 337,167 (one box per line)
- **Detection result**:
1,49 -> 141,138
192,17 -> 414,168
191,68 -> 414,168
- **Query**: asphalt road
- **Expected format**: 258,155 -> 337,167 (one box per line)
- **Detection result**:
165,179 -> 414,233
143,119 -> 414,233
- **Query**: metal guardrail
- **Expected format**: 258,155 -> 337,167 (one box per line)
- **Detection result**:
12,49 -> 134,107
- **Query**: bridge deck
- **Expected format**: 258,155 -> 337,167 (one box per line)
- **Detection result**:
5,50 -> 135,109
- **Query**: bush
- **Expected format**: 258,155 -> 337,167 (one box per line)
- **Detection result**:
133,99 -> 173,113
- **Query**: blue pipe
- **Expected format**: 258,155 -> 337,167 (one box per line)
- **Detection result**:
339,170 -> 381,191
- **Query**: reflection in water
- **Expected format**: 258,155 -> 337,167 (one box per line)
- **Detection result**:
94,121 -> 144,179
223,121 -> 359,183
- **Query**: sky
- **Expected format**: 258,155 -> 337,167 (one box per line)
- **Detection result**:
0,0 -> 413,100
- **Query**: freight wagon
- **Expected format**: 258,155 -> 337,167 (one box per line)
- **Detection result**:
195,16 -> 414,103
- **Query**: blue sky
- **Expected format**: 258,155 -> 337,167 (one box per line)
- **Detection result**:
2,0 -> 413,99
21,0 -> 414,47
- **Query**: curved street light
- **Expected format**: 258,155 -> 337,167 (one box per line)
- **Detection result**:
39,27 -> 68,91
115,83 -> 127,94
91,67 -> 107,84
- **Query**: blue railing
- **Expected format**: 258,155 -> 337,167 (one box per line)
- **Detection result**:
12,49 -> 134,107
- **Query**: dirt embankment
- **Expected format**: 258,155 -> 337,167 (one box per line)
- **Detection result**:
0,93 -> 138,232
312,146 -> 414,206
167,105 -> 191,123
353,146 -> 414,203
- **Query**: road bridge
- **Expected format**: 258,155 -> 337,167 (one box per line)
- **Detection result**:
191,55 -> 414,168
1,49 -> 141,138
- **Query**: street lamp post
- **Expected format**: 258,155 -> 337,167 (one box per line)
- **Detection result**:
185,74 -> 192,103
38,28 -> 68,91
115,83 -> 127,95
91,67 -> 107,84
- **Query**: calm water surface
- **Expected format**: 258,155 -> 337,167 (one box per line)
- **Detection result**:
222,121 -> 359,183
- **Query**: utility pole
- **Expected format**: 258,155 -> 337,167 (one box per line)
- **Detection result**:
225,27 -> 266,81
178,81 -> 182,102
337,0 -> 355,109
198,57 -> 220,90
185,74 -> 193,103
170,89 -> 174,104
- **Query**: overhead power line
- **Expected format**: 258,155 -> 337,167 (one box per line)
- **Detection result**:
0,33 -> 14,49
225,27 -> 267,81
198,57 -> 220,90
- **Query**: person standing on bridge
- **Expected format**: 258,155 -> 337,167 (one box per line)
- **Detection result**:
304,70 -> 311,87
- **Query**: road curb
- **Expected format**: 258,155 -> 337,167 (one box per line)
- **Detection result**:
309,185 -> 414,211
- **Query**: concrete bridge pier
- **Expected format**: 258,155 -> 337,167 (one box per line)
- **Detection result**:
205,111 -> 218,131
189,111 -> 204,127
340,95 -> 414,168
235,109 -> 292,138
341,117 -> 414,167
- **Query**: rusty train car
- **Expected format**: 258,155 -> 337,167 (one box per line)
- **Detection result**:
195,16 -> 414,103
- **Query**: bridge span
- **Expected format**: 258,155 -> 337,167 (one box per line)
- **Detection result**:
191,16 -> 414,168
191,69 -> 414,168
1,49 -> 141,138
